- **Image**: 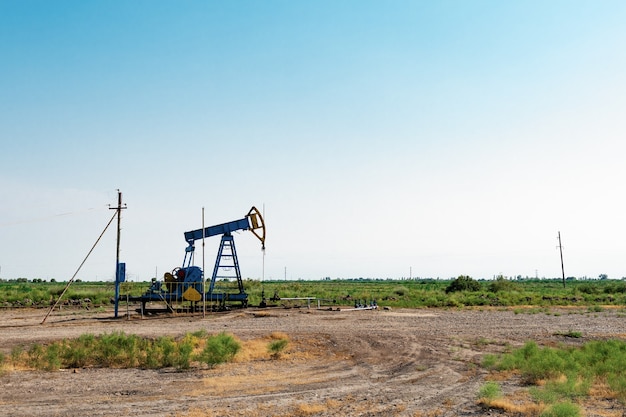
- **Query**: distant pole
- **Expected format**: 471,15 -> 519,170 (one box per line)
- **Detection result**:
558,231 -> 565,288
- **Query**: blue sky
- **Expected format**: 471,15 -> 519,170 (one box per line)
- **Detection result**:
1,1 -> 625,281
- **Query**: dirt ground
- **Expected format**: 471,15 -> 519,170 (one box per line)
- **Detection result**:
1,305 -> 626,417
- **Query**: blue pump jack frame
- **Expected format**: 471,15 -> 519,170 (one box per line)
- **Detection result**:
129,233 -> 248,309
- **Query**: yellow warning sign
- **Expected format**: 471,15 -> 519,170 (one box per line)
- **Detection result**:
182,287 -> 202,302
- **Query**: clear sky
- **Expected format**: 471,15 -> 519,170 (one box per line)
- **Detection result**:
1,1 -> 625,282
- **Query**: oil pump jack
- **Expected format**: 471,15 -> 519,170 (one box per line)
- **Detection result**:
133,206 -> 265,311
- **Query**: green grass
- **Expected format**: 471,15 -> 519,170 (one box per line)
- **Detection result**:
478,381 -> 502,400
249,278 -> 626,308
3,331 -> 242,371
540,401 -> 581,417
268,338 -> 289,359
482,339 -> 626,412
196,332 -> 241,368
3,278 -> 626,309
0,281 -> 147,307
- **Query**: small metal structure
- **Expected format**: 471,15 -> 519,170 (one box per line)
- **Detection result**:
131,206 -> 265,312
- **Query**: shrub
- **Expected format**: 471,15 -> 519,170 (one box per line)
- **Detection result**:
97,332 -> 142,367
176,340 -> 194,370
11,346 -> 23,365
44,343 -> 62,371
445,276 -> 481,293
481,354 -> 498,369
148,336 -> 177,368
197,332 -> 241,367
62,342 -> 89,368
488,277 -> 519,293
486,339 -> 626,412
191,329 -> 208,339
268,338 -> 289,359
393,286 -> 409,297
478,381 -> 501,401
28,344 -> 45,369
540,401 -> 581,417
577,284 -> 598,294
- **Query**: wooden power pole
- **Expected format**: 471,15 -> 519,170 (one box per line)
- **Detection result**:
557,231 -> 565,288
111,190 -> 127,318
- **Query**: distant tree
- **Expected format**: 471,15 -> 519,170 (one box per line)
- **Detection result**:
599,274 -> 609,280
445,275 -> 481,293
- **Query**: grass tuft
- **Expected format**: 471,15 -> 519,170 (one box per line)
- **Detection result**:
540,401 -> 581,417
268,338 -> 289,359
478,381 -> 501,401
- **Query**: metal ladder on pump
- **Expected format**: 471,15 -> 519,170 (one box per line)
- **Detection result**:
208,232 -> 246,305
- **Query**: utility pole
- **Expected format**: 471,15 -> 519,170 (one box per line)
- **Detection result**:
111,190 -> 127,318
202,207 -> 206,318
557,231 -> 565,288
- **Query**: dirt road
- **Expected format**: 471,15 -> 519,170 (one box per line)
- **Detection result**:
1,306 -> 625,416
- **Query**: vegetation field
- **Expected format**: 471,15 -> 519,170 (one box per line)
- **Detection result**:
2,277 -> 626,309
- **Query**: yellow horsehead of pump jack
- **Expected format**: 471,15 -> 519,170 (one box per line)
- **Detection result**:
246,206 -> 266,251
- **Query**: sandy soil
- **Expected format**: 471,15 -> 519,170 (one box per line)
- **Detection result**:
1,305 -> 625,417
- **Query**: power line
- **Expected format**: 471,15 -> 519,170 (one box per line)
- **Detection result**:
0,206 -> 109,227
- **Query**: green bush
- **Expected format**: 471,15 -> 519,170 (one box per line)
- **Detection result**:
540,401 -> 581,417
487,339 -> 626,410
481,354 -> 498,369
148,336 -> 177,368
198,332 -> 241,367
97,332 -> 142,367
445,276 -> 481,293
176,340 -> 194,370
44,344 -> 62,371
393,286 -> 409,297
478,381 -> 501,401
28,344 -> 45,369
8,330 -> 247,371
488,277 -> 519,293
62,343 -> 89,368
